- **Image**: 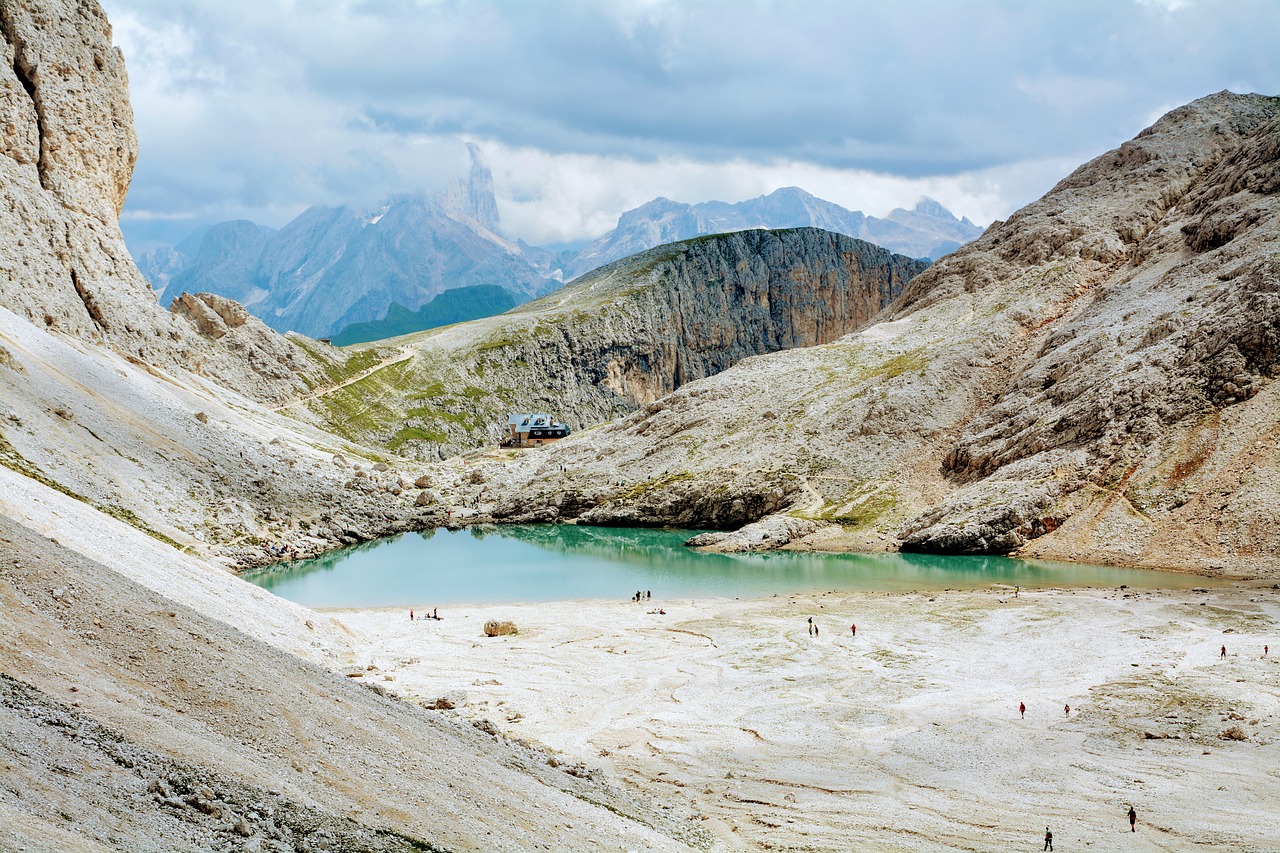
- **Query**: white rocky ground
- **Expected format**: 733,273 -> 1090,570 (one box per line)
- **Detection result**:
336,583 -> 1280,851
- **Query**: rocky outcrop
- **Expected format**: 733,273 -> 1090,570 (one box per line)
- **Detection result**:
0,1 -> 348,405
473,92 -> 1280,574
303,228 -> 927,458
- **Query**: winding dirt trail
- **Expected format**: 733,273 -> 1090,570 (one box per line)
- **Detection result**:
272,347 -> 414,411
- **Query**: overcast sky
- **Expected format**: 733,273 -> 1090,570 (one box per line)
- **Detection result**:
102,0 -> 1280,252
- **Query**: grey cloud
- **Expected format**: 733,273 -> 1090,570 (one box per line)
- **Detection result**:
104,0 -> 1280,247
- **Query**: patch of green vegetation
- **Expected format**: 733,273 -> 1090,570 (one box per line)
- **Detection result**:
290,337 -> 387,387
389,426 -> 448,450
798,483 -> 900,530
0,429 -> 184,549
331,285 -> 518,346
461,386 -> 489,399
476,335 -> 518,353
408,381 -> 446,400
612,471 -> 694,501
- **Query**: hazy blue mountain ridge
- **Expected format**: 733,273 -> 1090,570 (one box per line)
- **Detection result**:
563,188 -> 981,279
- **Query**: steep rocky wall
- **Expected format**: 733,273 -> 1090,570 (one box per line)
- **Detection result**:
0,0 -> 338,404
305,228 -> 926,456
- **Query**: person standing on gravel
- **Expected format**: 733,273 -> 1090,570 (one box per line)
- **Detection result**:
808,616 -> 813,636
1222,645 -> 1227,658
1043,826 -> 1053,850
1019,702 -> 1026,719
1128,805 -> 1137,832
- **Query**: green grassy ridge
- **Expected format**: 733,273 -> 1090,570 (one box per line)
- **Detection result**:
331,285 -> 518,346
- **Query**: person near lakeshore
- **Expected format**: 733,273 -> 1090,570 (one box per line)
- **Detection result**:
409,609 -> 413,621
1043,826 -> 1053,850
851,623 -> 857,637
1020,702 -> 1026,719
814,623 -> 819,636
1128,806 -> 1137,832
433,607 -> 438,620
1222,645 -> 1227,658
808,616 -> 813,636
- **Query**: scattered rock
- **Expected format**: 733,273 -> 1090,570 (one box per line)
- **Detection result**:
484,620 -> 518,637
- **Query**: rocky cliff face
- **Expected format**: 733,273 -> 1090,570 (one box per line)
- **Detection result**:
468,92 -> 1280,576
299,228 -> 926,457
0,1 -> 338,405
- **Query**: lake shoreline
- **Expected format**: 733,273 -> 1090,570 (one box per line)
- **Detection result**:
246,525 -> 1227,609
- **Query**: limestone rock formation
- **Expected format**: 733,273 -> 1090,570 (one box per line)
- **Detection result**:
0,1 -> 349,405
298,228 -> 927,457
484,620 -> 519,636
480,92 -> 1280,576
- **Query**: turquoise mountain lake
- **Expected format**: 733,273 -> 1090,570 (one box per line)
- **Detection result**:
244,525 -> 1212,609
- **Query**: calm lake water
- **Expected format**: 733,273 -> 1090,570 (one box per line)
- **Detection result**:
243,525 -> 1212,608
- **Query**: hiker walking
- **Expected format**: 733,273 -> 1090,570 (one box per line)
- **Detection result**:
807,616 -> 813,637
410,609 -> 414,621
1043,826 -> 1053,850
1064,704 -> 1070,716
1019,702 -> 1025,719
851,623 -> 856,637
1128,805 -> 1137,832
1222,644 -> 1227,658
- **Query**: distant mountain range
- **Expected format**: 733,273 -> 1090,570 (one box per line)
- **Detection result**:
135,154 -> 983,341
564,189 -> 981,280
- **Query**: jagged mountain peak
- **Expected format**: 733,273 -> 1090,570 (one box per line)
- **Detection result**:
566,186 -> 981,279
442,142 -> 501,233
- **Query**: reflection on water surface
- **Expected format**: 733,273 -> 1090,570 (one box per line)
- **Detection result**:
244,525 -> 1212,608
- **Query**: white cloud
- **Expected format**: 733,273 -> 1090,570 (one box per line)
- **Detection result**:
478,141 -> 1085,244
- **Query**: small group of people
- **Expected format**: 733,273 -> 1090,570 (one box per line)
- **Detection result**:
1043,807 -> 1137,849
409,607 -> 440,621
632,590 -> 651,602
1221,644 -> 1270,657
1018,702 -> 1071,718
807,616 -> 819,637
262,542 -> 300,560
